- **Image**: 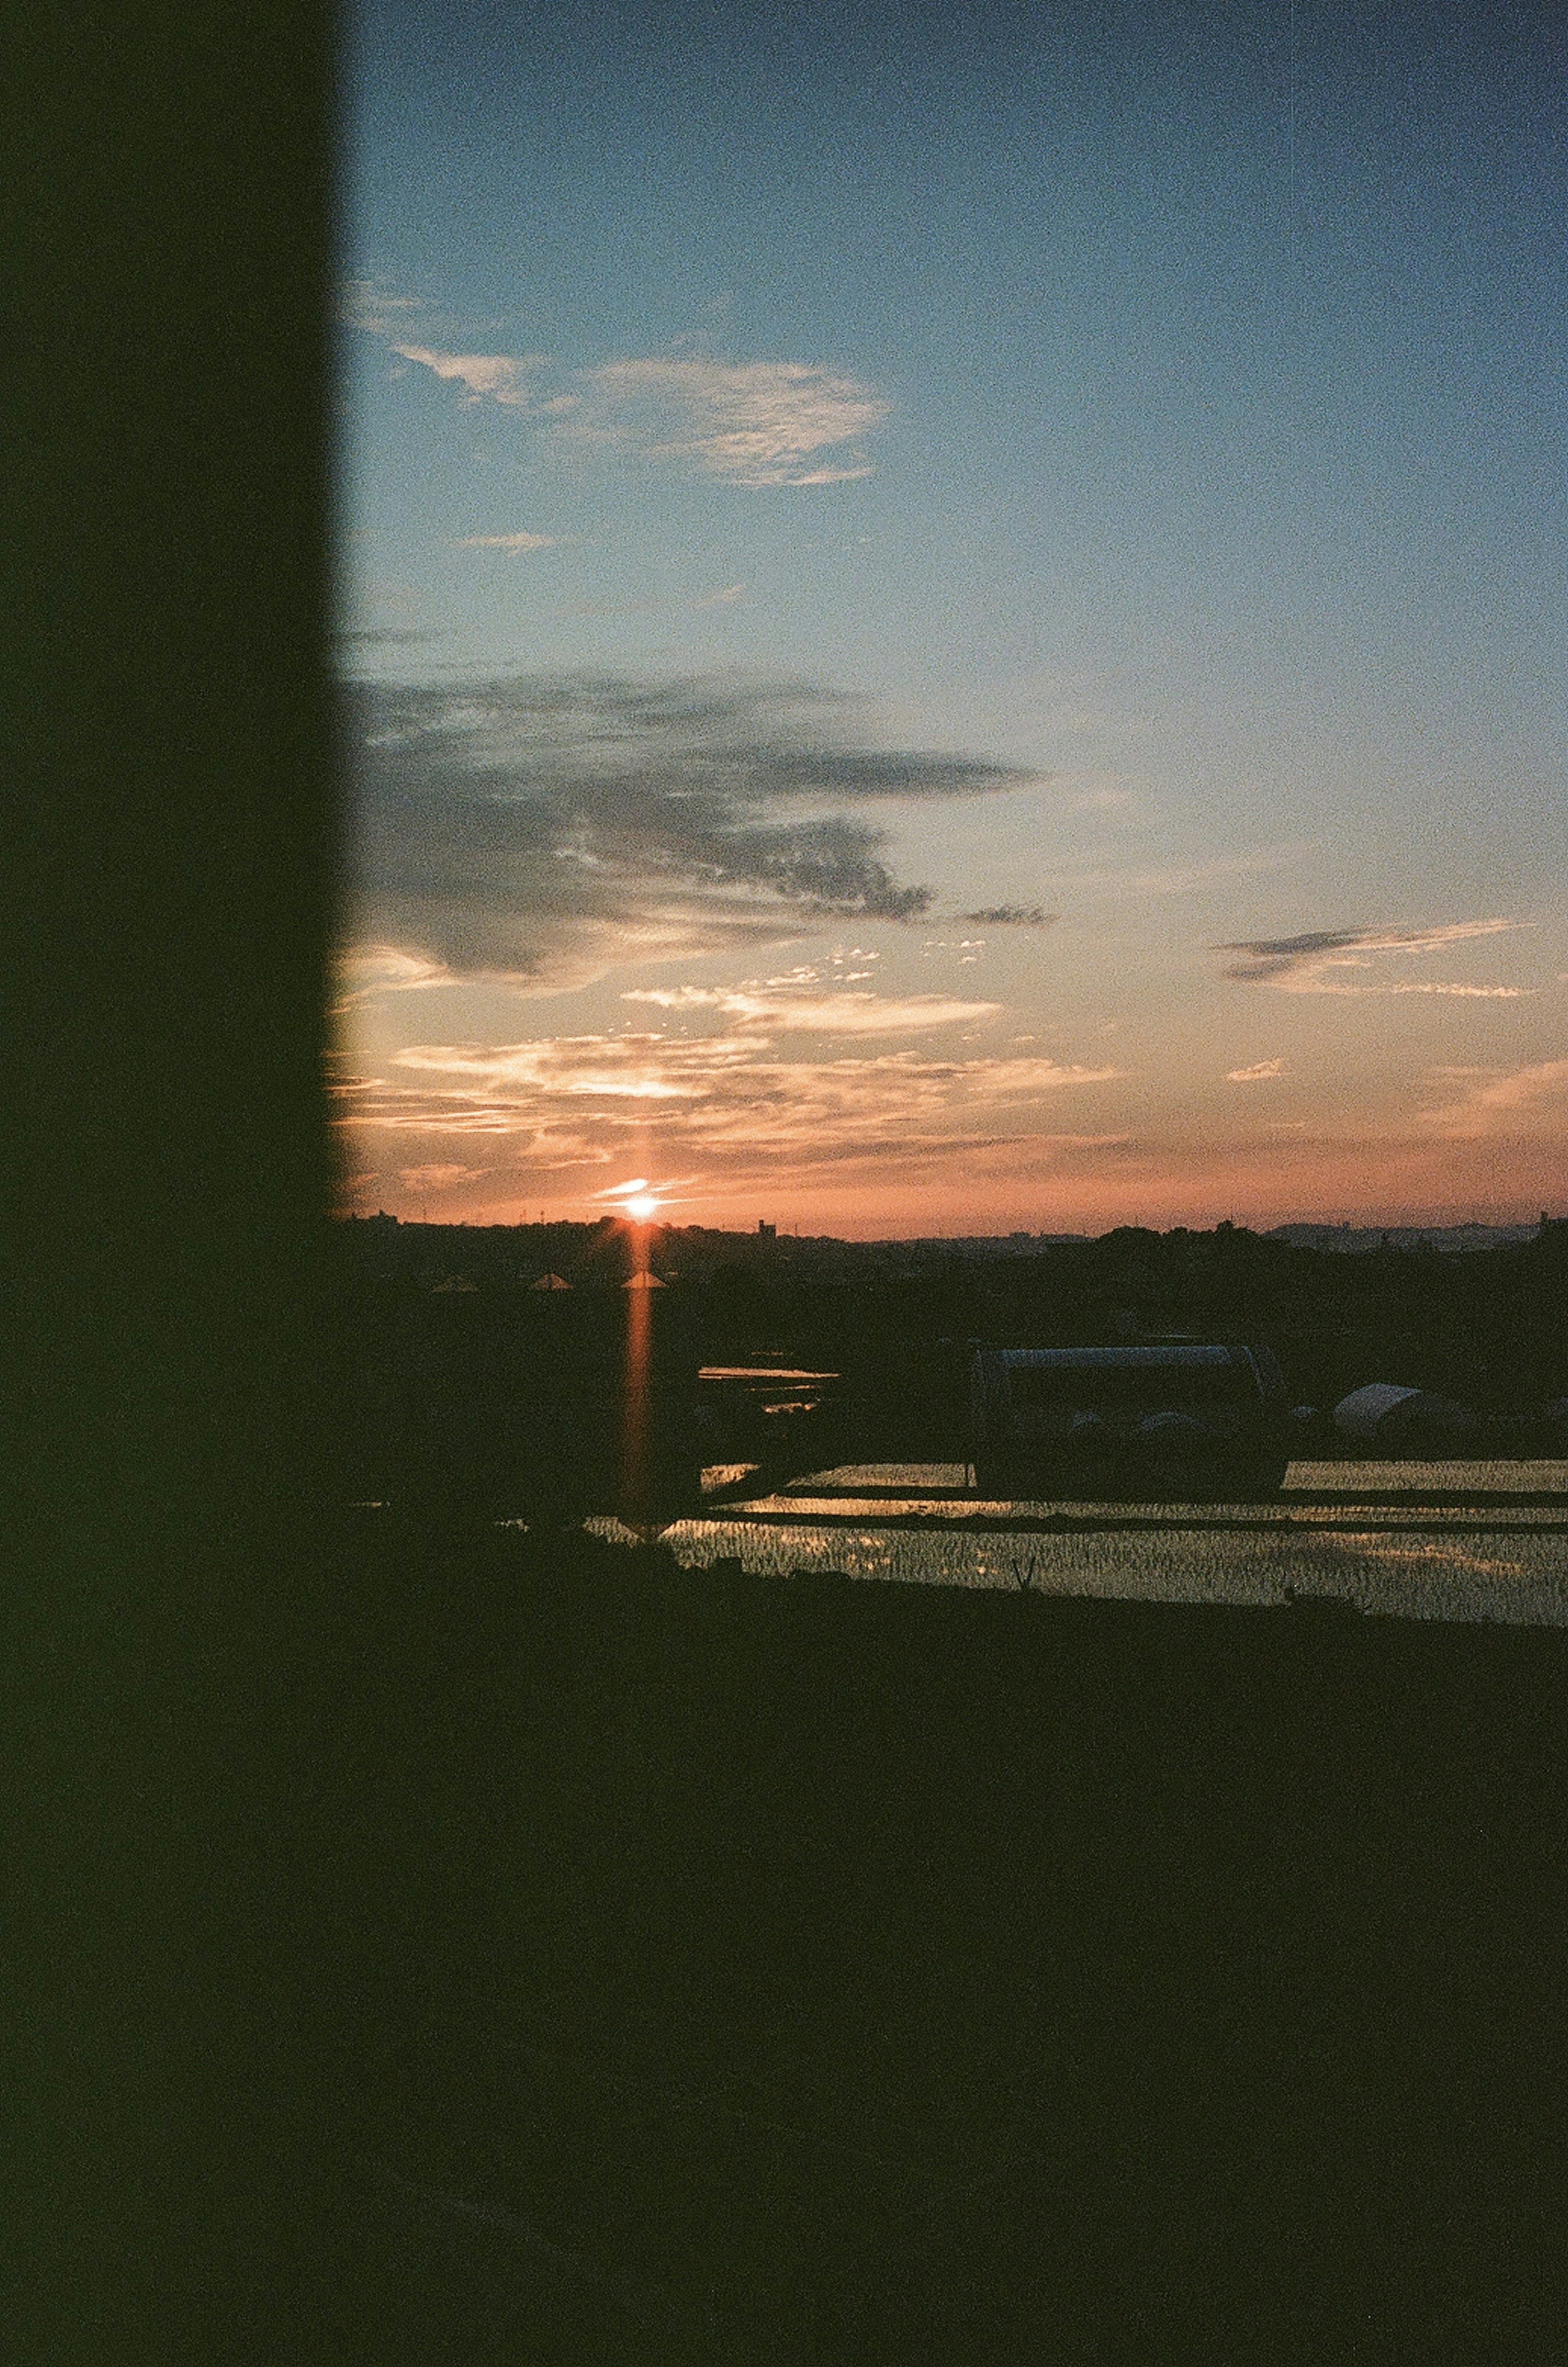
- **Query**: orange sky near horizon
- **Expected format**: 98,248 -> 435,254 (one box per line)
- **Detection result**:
339,8 -> 1566,1236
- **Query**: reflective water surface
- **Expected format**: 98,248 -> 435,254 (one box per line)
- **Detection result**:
593,1462 -> 1568,1624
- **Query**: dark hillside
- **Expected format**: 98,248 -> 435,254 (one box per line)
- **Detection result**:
334,1216 -> 1568,1476
315,1518 -> 1568,2363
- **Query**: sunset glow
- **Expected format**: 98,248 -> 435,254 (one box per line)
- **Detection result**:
337,6 -> 1565,1236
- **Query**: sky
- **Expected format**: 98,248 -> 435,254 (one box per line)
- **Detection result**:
335,0 -> 1566,1236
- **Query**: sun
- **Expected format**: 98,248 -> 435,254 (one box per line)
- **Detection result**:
623,1192 -> 661,1222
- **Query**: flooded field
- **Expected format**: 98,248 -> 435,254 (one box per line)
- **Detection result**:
595,1461 -> 1568,1624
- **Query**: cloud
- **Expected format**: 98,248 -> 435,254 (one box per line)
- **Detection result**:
451,530 -> 564,552
390,344 -> 539,406
782,465 -> 876,486
959,906 -> 1054,927
1422,1059 -> 1568,1138
398,1163 -> 488,1191
341,672 -> 1040,986
1227,1059 -> 1285,1081
620,983 -> 1000,1034
1219,919 -> 1525,990
334,945 -> 457,1008
568,357 -> 889,486
334,1032 -> 1121,1185
921,935 -> 990,965
334,627 -> 439,647
341,278 -> 422,334
360,296 -> 890,488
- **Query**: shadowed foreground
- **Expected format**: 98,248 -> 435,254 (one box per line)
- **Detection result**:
316,1521 -> 1567,2364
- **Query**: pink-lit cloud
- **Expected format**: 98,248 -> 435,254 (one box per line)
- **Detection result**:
333,1031 -> 1122,1193
397,1162 -> 489,1191
620,983 -> 1001,1034
1219,918 -> 1529,992
1421,1058 -> 1568,1138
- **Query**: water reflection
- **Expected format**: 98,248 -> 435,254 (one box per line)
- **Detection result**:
588,1461 -> 1568,1625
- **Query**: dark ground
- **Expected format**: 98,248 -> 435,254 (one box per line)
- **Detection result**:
305,1520 -> 1568,2364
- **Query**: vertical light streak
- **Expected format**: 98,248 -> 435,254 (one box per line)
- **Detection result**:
620,1221 -> 653,1531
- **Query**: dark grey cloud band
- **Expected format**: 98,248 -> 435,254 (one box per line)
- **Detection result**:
345,673 -> 1041,979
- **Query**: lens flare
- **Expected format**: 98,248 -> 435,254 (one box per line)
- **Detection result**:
624,1192 -> 660,1221
621,1225 -> 653,1529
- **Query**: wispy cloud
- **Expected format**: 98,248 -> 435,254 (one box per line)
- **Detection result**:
620,983 -> 1000,1034
390,344 -> 541,406
1219,918 -> 1526,991
568,357 -> 889,486
341,673 -> 1040,987
334,945 -> 457,1008
959,906 -> 1054,927
1227,1058 -> 1285,1081
1422,1058 -> 1568,1138
356,299 -> 891,486
334,627 -> 439,648
334,1032 -> 1120,1185
398,1162 -> 488,1191
784,464 -> 876,486
451,530 -> 564,552
340,278 -> 423,334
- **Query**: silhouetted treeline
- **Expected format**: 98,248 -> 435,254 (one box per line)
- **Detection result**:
335,1214 -> 1568,1430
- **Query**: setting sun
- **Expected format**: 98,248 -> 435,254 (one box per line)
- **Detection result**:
335,4 -> 1566,1241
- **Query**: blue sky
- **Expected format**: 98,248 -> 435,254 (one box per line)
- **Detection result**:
336,0 -> 1566,1233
